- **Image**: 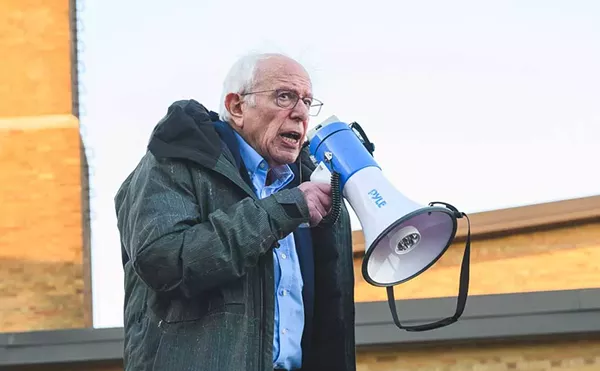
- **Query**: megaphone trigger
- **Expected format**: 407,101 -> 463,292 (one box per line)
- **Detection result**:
306,116 -> 472,332
310,161 -> 333,185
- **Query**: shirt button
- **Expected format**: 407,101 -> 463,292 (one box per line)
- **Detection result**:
281,253 -> 287,259
281,289 -> 287,296
282,328 -> 287,334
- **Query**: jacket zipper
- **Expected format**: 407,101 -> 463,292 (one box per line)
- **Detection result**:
210,155 -> 270,370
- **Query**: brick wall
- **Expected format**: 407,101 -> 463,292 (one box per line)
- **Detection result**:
356,338 -> 600,371
348,220 -> 600,370
353,220 -> 600,302
0,0 -> 88,333
0,116 -> 85,332
0,0 -> 73,117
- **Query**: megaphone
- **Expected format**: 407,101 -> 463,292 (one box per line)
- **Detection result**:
306,116 -> 472,332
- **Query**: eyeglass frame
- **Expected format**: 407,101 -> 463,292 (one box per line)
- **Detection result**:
239,88 -> 324,117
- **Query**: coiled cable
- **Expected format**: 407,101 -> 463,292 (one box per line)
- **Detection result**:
300,141 -> 342,225
321,161 -> 342,225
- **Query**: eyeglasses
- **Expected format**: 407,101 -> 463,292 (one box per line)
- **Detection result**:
240,89 -> 323,117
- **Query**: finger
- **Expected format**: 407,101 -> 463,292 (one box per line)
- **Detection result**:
314,202 -> 327,219
310,210 -> 319,226
315,190 -> 332,210
315,182 -> 332,195
320,202 -> 331,216
310,209 -> 322,227
314,216 -> 323,226
312,195 -> 328,215
321,194 -> 332,210
312,211 -> 323,226
310,206 -> 321,220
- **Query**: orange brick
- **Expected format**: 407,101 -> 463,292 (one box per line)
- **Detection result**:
353,220 -> 600,302
0,257 -> 85,332
0,115 -> 87,332
356,338 -> 600,371
0,0 -> 72,117
0,115 -> 82,263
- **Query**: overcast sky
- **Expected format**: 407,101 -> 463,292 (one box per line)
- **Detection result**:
77,0 -> 600,328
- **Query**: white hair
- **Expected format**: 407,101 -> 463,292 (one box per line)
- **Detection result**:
218,52 -> 289,123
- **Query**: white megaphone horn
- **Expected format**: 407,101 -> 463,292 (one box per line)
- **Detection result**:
306,116 -> 472,332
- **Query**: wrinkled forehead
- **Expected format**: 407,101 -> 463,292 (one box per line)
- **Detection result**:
255,57 -> 312,95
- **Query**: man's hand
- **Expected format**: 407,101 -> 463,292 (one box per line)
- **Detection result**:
298,182 -> 332,227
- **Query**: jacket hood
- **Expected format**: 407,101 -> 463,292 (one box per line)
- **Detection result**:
147,99 -> 236,169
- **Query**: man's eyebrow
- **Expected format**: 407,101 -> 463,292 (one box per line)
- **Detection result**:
296,89 -> 314,99
277,86 -> 313,98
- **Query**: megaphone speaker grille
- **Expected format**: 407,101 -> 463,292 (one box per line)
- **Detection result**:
362,207 -> 457,287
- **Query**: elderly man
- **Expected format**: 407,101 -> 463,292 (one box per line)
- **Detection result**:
114,53 -> 356,371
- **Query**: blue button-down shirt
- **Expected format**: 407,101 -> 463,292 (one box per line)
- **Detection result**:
235,133 -> 305,370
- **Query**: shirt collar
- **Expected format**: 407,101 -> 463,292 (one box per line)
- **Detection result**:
235,132 -> 267,174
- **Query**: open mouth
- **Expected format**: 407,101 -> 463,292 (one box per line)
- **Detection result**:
280,131 -> 302,145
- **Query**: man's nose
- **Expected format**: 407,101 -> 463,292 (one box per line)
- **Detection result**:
290,100 -> 309,121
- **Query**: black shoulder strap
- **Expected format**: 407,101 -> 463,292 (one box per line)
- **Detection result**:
387,210 -> 471,331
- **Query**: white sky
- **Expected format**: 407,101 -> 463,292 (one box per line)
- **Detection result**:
77,0 -> 600,328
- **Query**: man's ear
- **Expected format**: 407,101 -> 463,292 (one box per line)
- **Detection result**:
225,92 -> 244,129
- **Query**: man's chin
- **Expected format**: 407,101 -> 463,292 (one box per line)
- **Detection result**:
269,150 -> 300,167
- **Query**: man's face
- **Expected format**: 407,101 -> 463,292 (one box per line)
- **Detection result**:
227,57 -> 312,168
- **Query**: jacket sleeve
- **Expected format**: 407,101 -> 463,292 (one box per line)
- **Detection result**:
115,155 -> 310,298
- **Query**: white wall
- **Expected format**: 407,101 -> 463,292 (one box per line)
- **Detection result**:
75,0 -> 600,328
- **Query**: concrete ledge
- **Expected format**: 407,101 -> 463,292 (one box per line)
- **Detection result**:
0,114 -> 79,130
0,327 -> 123,366
2,289 -> 600,366
355,288 -> 600,346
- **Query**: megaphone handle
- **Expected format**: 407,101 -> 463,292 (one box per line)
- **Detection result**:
349,122 -> 375,156
386,213 -> 471,332
310,160 -> 342,226
320,171 -> 342,225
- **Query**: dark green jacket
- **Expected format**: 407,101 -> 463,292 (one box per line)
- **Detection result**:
114,99 -> 356,370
